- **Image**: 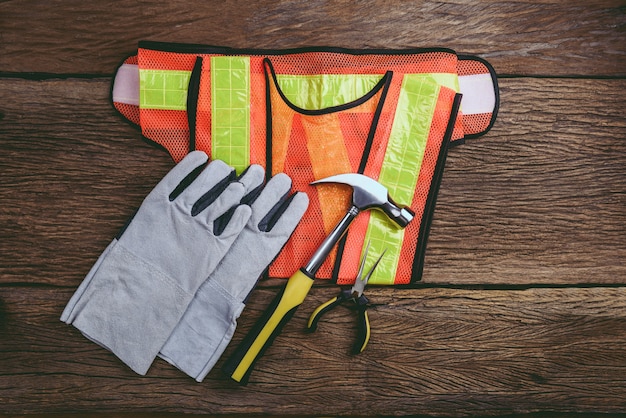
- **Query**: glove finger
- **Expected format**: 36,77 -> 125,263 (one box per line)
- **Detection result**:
262,191 -> 309,237
203,181 -> 246,224
249,173 -> 292,227
180,159 -> 235,212
217,204 -> 252,239
237,164 -> 265,196
152,151 -> 208,200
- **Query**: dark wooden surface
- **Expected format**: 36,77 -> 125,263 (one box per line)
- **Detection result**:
1,1 -> 625,416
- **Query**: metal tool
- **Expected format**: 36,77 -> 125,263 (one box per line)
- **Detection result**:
222,173 -> 414,384
307,243 -> 385,354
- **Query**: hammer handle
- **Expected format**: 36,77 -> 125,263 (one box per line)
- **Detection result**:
222,268 -> 314,384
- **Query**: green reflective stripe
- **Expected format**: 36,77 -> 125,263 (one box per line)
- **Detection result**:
139,69 -> 191,110
275,74 -> 383,110
211,56 -> 251,173
363,75 -> 440,285
430,73 -> 460,93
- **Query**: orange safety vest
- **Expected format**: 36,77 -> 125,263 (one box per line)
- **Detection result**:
111,41 -> 499,285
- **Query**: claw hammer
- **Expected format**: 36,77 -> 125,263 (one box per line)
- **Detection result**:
222,173 -> 414,384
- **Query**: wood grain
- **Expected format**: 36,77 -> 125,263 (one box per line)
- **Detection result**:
426,77 -> 626,284
1,1 -> 625,415
0,0 -> 624,76
0,286 -> 624,416
0,77 -> 624,286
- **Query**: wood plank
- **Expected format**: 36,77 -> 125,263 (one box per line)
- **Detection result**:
0,286 -> 624,415
0,78 -> 174,286
425,77 -> 626,284
0,77 -> 624,286
0,0 -> 624,76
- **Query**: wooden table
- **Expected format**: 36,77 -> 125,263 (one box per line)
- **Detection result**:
1,1 -> 625,416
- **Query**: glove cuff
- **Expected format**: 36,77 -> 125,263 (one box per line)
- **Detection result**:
61,239 -> 118,324
63,242 -> 193,375
159,278 -> 245,381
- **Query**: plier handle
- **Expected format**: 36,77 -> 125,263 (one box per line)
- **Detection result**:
307,288 -> 371,354
307,243 -> 385,354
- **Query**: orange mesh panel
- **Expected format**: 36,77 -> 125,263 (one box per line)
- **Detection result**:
463,113 -> 494,136
268,82 -> 294,175
140,109 -> 189,162
458,59 -> 490,76
114,102 -> 140,125
451,113 -> 465,141
339,112 -> 377,171
302,113 -> 352,233
139,48 -> 198,71
269,114 -> 339,278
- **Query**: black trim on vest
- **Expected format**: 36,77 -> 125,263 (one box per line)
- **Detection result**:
357,72 -> 393,174
263,58 -> 392,116
138,40 -> 457,58
330,235 -> 348,285
410,92 -> 464,283
264,61 -> 273,182
187,56 -> 203,152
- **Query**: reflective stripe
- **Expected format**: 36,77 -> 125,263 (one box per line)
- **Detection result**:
113,64 -> 140,106
363,75 -> 440,285
430,72 -> 460,93
276,74 -> 383,110
211,56 -> 251,173
139,69 -> 191,110
458,73 -> 497,114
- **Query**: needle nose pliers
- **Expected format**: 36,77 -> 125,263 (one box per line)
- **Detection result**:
307,243 -> 385,354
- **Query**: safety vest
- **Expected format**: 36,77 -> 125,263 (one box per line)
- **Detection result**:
111,41 -> 499,285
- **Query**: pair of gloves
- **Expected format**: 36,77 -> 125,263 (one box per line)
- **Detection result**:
60,151 -> 309,381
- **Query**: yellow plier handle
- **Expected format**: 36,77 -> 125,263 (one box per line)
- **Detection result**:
353,296 -> 371,354
307,295 -> 343,331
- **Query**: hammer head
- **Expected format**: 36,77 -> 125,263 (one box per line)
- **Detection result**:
312,173 -> 415,228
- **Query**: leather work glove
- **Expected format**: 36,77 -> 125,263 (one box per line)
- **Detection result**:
61,151 -> 263,375
158,171 -> 309,382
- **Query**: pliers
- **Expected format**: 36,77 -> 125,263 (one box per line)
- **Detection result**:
307,243 -> 385,354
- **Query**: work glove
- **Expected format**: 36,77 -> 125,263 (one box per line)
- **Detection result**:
158,171 -> 309,382
61,151 -> 261,375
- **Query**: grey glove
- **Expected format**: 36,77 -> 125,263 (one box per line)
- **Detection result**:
61,151 -> 259,375
158,171 -> 309,382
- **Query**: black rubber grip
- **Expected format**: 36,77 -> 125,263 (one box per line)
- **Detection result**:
222,283 -> 301,385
